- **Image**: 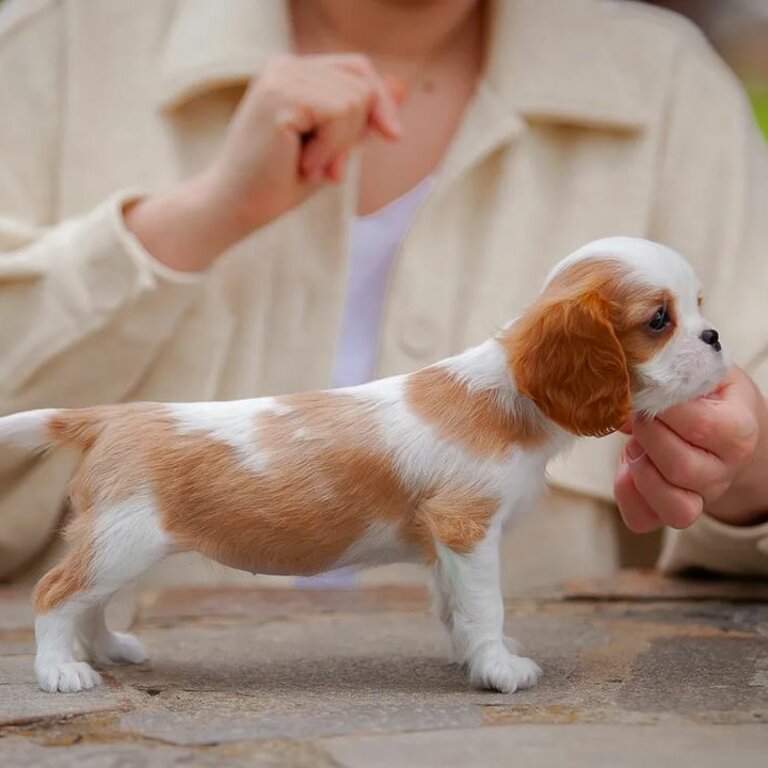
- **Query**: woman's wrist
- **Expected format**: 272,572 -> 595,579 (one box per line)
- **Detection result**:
124,171 -> 255,273
707,475 -> 768,527
706,393 -> 768,527
707,495 -> 768,527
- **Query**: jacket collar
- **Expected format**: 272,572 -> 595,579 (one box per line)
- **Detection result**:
157,0 -> 647,131
157,0 -> 292,109
486,0 -> 646,130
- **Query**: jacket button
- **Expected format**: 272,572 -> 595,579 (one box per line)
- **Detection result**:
399,317 -> 439,358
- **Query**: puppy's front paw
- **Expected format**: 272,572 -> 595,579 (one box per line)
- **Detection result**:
469,645 -> 541,694
36,659 -> 102,693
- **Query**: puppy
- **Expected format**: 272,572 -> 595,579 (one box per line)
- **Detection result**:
0,237 -> 727,694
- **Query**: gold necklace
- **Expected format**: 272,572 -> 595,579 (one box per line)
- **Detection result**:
298,12 -> 452,100
293,0 -> 485,101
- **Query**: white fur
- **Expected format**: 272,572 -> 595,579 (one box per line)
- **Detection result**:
333,520 -> 419,569
546,236 -> 698,295
169,398 -> 292,473
88,488 -> 174,593
35,605 -> 104,693
19,237 -> 727,695
0,408 -> 58,451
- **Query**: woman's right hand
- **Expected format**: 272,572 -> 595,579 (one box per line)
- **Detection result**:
126,54 -> 402,273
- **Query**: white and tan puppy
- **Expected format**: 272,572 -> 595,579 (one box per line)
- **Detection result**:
0,237 -> 727,694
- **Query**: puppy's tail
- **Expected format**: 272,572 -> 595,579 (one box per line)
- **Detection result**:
0,408 -> 106,454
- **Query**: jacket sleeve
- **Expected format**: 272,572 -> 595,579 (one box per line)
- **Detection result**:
0,2 -> 202,579
650,22 -> 768,576
0,1 -> 202,417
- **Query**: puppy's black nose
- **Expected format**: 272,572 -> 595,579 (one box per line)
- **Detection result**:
701,328 -> 721,351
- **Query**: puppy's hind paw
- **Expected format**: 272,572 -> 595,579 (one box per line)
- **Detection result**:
36,660 -> 102,693
92,632 -> 148,666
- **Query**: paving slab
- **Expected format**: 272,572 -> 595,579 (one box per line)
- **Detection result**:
1,573 -> 766,766
114,614 -> 491,745
322,724 -> 768,768
0,735 -> 335,768
0,659 -> 126,727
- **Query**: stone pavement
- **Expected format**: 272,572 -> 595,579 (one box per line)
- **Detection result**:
0,570 -> 767,767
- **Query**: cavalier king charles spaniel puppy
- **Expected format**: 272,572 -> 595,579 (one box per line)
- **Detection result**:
0,237 -> 727,693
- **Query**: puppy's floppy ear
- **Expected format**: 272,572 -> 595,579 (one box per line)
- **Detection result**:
508,291 -> 631,437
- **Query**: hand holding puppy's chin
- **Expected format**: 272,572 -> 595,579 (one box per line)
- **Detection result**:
615,365 -> 768,532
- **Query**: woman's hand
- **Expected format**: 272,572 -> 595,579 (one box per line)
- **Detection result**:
614,366 -> 768,532
126,54 -> 402,272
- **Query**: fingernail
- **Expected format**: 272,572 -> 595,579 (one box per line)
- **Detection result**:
626,439 -> 645,463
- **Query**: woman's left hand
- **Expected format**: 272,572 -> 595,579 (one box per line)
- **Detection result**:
614,366 -> 768,532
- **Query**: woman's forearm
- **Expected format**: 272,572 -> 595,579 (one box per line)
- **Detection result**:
124,172 -> 254,274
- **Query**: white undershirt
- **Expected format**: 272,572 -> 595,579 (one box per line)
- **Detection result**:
332,176 -> 435,389
296,177 -> 435,589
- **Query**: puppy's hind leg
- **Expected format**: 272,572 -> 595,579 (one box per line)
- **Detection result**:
77,602 -> 149,666
34,556 -> 105,693
34,491 -> 172,692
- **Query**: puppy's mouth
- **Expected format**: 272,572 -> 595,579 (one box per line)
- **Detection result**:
632,368 -> 728,418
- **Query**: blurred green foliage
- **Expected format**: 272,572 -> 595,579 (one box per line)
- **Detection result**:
749,89 -> 768,140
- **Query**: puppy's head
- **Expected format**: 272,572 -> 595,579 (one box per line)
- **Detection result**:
505,237 -> 728,437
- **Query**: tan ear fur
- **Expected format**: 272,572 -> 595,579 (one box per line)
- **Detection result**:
507,291 -> 631,437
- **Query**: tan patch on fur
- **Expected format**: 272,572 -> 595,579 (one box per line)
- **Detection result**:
615,289 -> 677,391
543,260 -> 676,368
406,367 -> 546,456
154,394 -> 428,575
47,408 -> 109,451
33,546 -> 91,614
419,489 -> 498,555
503,259 -> 675,436
34,394 -> 504,601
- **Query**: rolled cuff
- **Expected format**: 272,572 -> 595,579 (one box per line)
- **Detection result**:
658,512 -> 768,577
69,190 -> 203,318
0,190 -> 204,400
112,191 -> 205,287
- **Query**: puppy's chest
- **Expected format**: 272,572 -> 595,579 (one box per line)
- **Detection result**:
494,451 -> 551,518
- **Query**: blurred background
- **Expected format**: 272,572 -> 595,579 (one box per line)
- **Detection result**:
0,0 -> 765,136
644,0 -> 768,137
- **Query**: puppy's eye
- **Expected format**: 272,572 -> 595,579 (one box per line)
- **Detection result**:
648,307 -> 670,332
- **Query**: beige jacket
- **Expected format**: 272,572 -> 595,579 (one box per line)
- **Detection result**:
1,0 -> 767,590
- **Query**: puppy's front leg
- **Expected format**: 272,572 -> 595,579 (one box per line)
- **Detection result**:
433,531 -> 541,693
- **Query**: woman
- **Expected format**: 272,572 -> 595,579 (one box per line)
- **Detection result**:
1,0 -> 767,589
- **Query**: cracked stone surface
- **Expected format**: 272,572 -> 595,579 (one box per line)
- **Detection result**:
1,571 -> 767,766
